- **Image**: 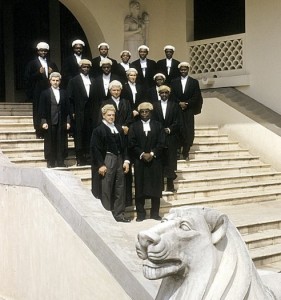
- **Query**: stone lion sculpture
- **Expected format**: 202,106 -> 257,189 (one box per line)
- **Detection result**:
136,206 -> 281,299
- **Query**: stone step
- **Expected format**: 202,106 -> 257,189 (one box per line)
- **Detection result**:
0,103 -> 32,109
0,123 -> 34,131
176,172 -> 281,189
176,163 -> 273,178
243,229 -> 281,250
178,155 -> 262,168
3,147 -> 75,159
161,189 -> 281,208
9,156 -> 78,168
251,244 -> 281,267
164,180 -> 281,200
194,126 -> 220,135
0,116 -> 33,123
0,130 -> 37,140
189,148 -> 251,159
192,140 -> 242,150
0,138 -> 74,149
0,109 -> 32,116
193,134 -> 229,143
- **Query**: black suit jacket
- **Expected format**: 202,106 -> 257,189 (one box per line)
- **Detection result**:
24,57 -> 58,100
90,56 -> 118,78
170,76 -> 203,115
67,74 -> 98,150
116,63 -> 133,84
101,97 -> 133,128
122,82 -> 146,111
156,58 -> 180,84
131,58 -> 157,89
146,86 -> 160,103
61,54 -> 87,88
94,73 -> 121,105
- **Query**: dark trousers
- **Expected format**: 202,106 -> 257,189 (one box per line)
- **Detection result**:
135,196 -> 160,219
101,153 -> 126,218
47,124 -> 64,165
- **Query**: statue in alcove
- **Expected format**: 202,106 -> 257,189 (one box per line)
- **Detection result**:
124,1 -> 149,61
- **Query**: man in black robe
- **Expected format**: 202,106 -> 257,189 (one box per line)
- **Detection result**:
24,42 -> 58,138
128,102 -> 165,221
91,104 -> 130,222
156,45 -> 180,85
61,39 -> 87,89
90,42 -> 118,78
131,45 -> 157,89
152,85 -> 181,192
67,59 -> 98,166
93,58 -> 121,106
38,72 -> 70,168
170,62 -> 203,160
101,80 -> 133,206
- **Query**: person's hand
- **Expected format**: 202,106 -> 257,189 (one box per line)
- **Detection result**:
98,165 -> 107,177
48,67 -> 53,74
39,67 -> 45,74
42,123 -> 48,130
142,152 -> 153,162
66,123 -> 71,130
164,128 -> 170,134
123,162 -> 129,173
179,101 -> 188,110
122,126 -> 129,135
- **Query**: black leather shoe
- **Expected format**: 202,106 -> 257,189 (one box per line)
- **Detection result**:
136,217 -> 145,222
115,216 -> 131,223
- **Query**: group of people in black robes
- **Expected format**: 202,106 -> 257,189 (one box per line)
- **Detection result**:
24,39 -> 203,222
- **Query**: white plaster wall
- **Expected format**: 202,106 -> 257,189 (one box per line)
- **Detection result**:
60,0 -> 188,61
0,184 -> 130,300
197,97 -> 281,170
239,0 -> 281,114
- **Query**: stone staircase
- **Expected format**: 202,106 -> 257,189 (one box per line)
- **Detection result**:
1,102 -> 281,272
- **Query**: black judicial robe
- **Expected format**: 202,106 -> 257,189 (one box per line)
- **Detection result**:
128,119 -> 165,198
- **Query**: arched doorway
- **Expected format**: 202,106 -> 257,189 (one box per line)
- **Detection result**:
0,0 -> 93,102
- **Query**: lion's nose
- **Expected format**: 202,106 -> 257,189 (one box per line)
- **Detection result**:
138,230 -> 161,248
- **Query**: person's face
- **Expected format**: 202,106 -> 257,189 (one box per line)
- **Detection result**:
80,64 -> 91,75
102,64 -> 111,75
121,52 -> 131,64
139,109 -> 151,122
99,46 -> 108,57
159,90 -> 170,101
73,44 -> 83,56
103,110 -> 115,124
49,76 -> 61,89
37,48 -> 48,58
179,66 -> 189,78
130,3 -> 140,14
110,86 -> 122,98
165,49 -> 174,59
139,49 -> 148,60
127,72 -> 137,83
155,76 -> 165,87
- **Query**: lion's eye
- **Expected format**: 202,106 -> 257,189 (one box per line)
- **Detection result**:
180,222 -> 191,231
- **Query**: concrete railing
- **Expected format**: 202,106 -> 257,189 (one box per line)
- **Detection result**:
187,34 -> 250,89
0,158 -> 156,300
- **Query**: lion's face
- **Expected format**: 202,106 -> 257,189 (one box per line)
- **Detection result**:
136,209 -> 215,280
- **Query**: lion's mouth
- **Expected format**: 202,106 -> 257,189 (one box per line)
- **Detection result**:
142,259 -> 184,280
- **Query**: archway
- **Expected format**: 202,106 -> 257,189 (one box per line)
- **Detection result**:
0,0 -> 103,102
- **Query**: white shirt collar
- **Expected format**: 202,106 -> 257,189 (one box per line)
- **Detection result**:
102,119 -> 119,133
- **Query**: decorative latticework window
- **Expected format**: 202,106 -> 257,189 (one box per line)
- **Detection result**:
189,35 -> 244,76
